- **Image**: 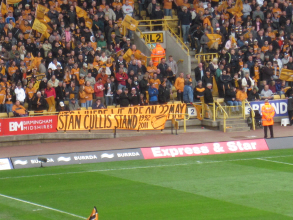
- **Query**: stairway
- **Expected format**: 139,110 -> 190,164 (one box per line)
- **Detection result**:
219,118 -> 250,132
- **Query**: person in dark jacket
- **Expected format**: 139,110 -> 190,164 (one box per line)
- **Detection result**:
204,83 -> 213,104
158,82 -> 170,104
225,87 -> 241,111
92,99 -> 105,109
139,75 -> 149,96
119,89 -> 130,107
193,80 -> 205,102
129,88 -> 140,106
32,91 -> 47,112
261,62 -> 274,82
39,78 -> 48,91
157,58 -> 168,78
194,62 -> 205,82
287,93 -> 293,125
248,88 -> 260,101
202,69 -> 213,87
55,81 -> 65,105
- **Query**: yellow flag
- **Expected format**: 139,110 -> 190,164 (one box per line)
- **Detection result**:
39,15 -> 51,23
123,49 -> 133,63
1,2 -> 8,16
217,1 -> 228,12
76,6 -> 89,18
40,32 -> 50,41
32,18 -> 47,34
227,0 -> 243,17
121,15 -> 139,31
207,34 -> 222,49
6,0 -> 21,4
37,4 -> 49,14
235,0 -> 243,11
85,18 -> 93,29
231,35 -> 236,45
36,10 -> 44,19
280,69 -> 293,81
212,76 -> 218,97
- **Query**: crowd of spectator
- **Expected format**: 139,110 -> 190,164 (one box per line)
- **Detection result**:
2,0 -> 293,117
183,0 -> 293,109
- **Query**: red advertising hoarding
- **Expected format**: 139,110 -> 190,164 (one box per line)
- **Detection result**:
141,139 -> 269,159
0,119 -> 2,136
2,116 -> 58,136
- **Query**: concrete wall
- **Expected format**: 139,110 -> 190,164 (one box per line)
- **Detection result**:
165,31 -> 191,75
134,30 -> 191,75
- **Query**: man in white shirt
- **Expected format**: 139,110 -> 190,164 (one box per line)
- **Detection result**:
14,83 -> 26,105
122,0 -> 134,17
48,58 -> 62,70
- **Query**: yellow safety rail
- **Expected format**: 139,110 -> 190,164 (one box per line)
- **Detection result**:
195,53 -> 219,66
169,113 -> 190,132
216,101 -> 229,132
243,100 -> 255,130
163,21 -> 189,56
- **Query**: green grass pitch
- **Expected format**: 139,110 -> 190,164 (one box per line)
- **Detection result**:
1,148 -> 293,220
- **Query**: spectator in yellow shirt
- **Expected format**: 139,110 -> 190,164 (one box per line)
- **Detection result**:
236,87 -> 248,102
175,72 -> 185,101
149,73 -> 161,90
0,85 -> 6,113
25,83 -> 36,111
12,100 -> 28,117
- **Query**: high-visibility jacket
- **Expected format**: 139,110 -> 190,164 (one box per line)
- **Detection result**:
261,103 -> 275,126
151,44 -> 165,67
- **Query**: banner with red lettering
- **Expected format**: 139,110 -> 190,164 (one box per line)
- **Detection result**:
141,139 -> 269,159
2,116 -> 58,136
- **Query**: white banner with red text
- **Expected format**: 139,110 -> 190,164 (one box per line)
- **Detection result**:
141,139 -> 269,159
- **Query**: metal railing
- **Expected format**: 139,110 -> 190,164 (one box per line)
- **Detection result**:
243,99 -> 255,130
195,53 -> 219,66
170,113 -> 190,133
135,19 -> 189,56
215,101 -> 229,132
163,22 -> 189,56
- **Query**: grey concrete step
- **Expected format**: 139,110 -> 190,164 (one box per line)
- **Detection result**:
220,126 -> 251,132
219,123 -> 249,128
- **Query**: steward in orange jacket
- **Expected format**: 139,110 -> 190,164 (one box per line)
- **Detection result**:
151,43 -> 165,67
261,99 -> 275,138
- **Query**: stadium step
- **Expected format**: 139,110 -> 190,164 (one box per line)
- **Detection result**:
218,118 -> 251,132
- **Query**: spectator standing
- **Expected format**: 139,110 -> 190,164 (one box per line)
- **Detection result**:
178,6 -> 192,44
14,82 -> 25,105
174,72 -> 185,101
94,78 -> 105,105
148,83 -> 159,105
183,81 -> 193,103
84,81 -> 95,109
158,81 -> 170,104
261,99 -> 275,138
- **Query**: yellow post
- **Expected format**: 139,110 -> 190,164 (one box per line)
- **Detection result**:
223,114 -> 226,132
242,101 -> 245,119
213,102 -> 216,121
252,117 -> 255,130
183,114 -> 190,132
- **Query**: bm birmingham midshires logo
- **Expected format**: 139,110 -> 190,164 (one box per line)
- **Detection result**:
9,119 -> 53,131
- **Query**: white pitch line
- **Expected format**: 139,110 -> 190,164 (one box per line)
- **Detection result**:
1,154 -> 293,180
0,193 -> 86,219
257,158 -> 293,166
